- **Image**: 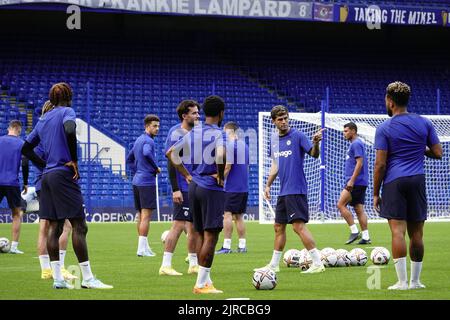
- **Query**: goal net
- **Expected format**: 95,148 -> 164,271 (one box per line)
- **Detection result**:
258,112 -> 450,224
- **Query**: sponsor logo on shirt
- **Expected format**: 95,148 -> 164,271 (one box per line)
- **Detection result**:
273,150 -> 293,158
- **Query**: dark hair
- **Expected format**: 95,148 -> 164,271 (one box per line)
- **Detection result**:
224,122 -> 239,131
344,122 -> 357,132
271,105 -> 288,120
202,95 -> 225,117
8,120 -> 22,129
177,100 -> 200,120
386,81 -> 411,107
49,82 -> 73,106
144,114 -> 160,126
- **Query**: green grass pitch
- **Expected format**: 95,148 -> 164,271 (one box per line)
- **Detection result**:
1,221 -> 450,300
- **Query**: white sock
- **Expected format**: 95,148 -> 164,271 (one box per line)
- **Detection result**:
50,261 -> 63,281
39,255 -> 51,271
393,257 -> 408,284
206,270 -> 213,286
309,248 -> 323,266
188,253 -> 198,267
269,250 -> 282,268
162,252 -> 173,268
59,250 -> 67,268
362,230 -> 370,240
11,241 -> 18,251
350,224 -> 358,234
410,261 -> 423,284
137,236 -> 147,253
195,266 -> 210,288
79,261 -> 94,281
223,239 -> 231,249
238,238 -> 246,249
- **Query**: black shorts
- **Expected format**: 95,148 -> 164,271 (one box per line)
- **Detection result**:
133,185 -> 157,211
224,192 -> 248,214
173,191 -> 192,222
188,181 -> 224,232
39,170 -> 85,221
381,175 -> 427,222
36,190 -> 42,217
275,194 -> 309,224
349,185 -> 367,207
0,185 -> 22,210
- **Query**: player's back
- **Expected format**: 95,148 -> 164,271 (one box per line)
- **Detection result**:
0,134 -> 24,186
224,139 -> 249,193
375,113 -> 439,184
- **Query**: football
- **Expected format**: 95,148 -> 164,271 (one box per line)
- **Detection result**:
298,249 -> 313,271
283,249 -> 302,268
370,247 -> 390,265
252,268 -> 277,290
0,237 -> 11,253
320,247 -> 338,267
335,249 -> 351,267
161,230 -> 170,243
347,248 -> 368,266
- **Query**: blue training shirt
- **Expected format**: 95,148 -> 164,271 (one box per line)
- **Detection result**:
374,113 -> 440,185
270,128 -> 313,196
128,133 -> 158,187
224,139 -> 249,193
0,135 -> 24,187
26,106 -> 76,174
172,123 -> 225,191
165,123 -> 193,193
344,137 -> 369,187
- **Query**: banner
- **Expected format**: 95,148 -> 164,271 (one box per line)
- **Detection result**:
339,4 -> 449,27
0,0 -> 314,20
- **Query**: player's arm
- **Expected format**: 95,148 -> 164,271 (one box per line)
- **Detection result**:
143,142 -> 161,174
346,157 -> 363,192
126,149 -> 136,177
166,146 -> 192,184
264,159 -> 279,200
63,120 -> 80,180
215,145 -> 226,187
168,160 -> 183,204
224,163 -> 232,179
425,144 -> 443,159
21,156 -> 29,194
308,128 -> 325,158
21,133 -> 46,169
373,150 -> 387,213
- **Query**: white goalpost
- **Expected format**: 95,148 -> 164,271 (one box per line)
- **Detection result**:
258,112 -> 450,224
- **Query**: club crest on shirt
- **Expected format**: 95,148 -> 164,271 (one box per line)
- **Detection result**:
286,140 -> 291,146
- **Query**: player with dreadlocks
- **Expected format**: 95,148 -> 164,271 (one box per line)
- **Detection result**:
22,83 -> 112,289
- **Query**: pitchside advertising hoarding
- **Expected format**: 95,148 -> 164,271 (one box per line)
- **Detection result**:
0,206 -> 259,222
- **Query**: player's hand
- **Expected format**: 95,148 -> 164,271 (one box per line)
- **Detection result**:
185,175 -> 193,184
345,181 -> 354,192
173,191 -> 183,205
211,174 -> 224,187
156,167 -> 161,174
22,185 -> 28,195
264,186 -> 271,200
65,161 -> 80,180
373,195 -> 382,213
312,128 -> 326,144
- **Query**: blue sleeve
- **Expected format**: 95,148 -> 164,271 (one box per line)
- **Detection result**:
426,119 -> 440,147
126,149 -> 136,176
26,126 -> 41,147
374,125 -> 388,150
143,140 -> 158,170
353,141 -> 365,159
299,131 -> 313,153
63,108 -> 76,124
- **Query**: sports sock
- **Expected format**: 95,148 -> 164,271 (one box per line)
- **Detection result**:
393,257 -> 407,284
269,250 -> 282,268
59,250 -> 66,268
162,252 -> 173,268
79,261 -> 94,281
188,253 -> 198,267
350,224 -> 358,234
223,239 -> 231,250
137,236 -> 147,253
195,266 -> 210,288
39,255 -> 51,271
309,248 -> 322,266
238,238 -> 246,249
10,241 -> 18,251
50,261 -> 63,281
361,230 -> 370,240
410,261 -> 423,283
